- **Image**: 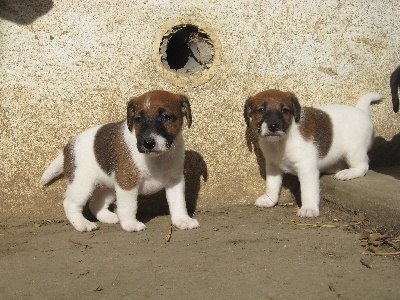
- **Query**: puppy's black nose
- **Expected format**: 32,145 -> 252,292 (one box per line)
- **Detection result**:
143,139 -> 156,150
268,124 -> 279,132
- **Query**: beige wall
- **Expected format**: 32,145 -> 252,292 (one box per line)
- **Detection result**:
1,0 -> 399,221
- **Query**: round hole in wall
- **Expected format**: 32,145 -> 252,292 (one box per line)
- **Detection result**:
153,18 -> 221,87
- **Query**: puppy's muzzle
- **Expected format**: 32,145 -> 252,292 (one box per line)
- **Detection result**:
259,119 -> 286,141
267,123 -> 280,133
260,122 -> 285,136
138,135 -> 173,154
143,138 -> 156,151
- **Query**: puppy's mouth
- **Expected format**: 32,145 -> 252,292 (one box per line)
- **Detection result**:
138,145 -> 171,154
260,132 -> 285,142
139,148 -> 165,154
262,131 -> 284,137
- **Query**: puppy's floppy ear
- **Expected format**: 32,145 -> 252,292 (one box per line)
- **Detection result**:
126,97 -> 137,131
244,97 -> 253,127
289,93 -> 301,123
179,95 -> 192,128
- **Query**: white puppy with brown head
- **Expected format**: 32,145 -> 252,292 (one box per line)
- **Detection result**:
40,90 -> 199,232
244,89 -> 382,217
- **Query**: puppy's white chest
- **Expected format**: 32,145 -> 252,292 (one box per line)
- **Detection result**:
139,177 -> 167,195
136,153 -> 183,195
259,135 -> 311,176
138,168 -> 172,195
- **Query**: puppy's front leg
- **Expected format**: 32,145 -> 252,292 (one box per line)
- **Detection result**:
165,175 -> 200,230
115,186 -> 146,232
297,167 -> 320,217
255,161 -> 282,208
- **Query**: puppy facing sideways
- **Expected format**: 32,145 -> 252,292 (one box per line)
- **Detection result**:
244,89 -> 382,217
40,90 -> 200,232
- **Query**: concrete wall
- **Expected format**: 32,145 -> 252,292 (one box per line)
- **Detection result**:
1,0 -> 399,221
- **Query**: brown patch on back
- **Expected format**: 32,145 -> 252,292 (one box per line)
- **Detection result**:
94,121 -> 139,190
299,107 -> 333,158
63,140 -> 76,183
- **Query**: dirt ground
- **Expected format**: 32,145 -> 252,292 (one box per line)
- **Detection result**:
1,202 -> 399,300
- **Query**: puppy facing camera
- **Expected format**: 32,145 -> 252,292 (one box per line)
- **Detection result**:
40,90 -> 199,232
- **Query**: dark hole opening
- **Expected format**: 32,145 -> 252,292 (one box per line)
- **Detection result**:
166,26 -> 198,70
160,24 -> 214,75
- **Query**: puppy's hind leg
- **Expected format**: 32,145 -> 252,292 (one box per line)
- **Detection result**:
89,188 -> 119,224
64,179 -> 98,232
334,150 -> 369,181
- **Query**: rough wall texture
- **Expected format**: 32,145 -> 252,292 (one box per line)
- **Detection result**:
1,0 -> 399,220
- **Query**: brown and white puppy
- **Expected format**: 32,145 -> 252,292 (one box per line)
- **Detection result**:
244,89 -> 382,217
40,90 -> 199,232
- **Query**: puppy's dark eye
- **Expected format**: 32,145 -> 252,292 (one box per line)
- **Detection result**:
160,114 -> 173,122
134,116 -> 143,123
255,107 -> 266,114
281,107 -> 290,114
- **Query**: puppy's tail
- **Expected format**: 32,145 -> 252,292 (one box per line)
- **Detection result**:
40,151 -> 64,187
355,93 -> 383,115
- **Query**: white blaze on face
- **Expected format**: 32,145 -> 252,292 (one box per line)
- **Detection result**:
144,96 -> 151,110
260,122 -> 269,136
152,134 -> 169,152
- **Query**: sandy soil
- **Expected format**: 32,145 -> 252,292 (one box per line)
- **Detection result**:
1,202 -> 399,299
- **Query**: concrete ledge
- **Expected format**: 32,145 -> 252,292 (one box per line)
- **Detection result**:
320,166 -> 400,230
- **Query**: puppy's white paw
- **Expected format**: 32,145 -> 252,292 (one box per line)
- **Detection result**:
334,169 -> 363,181
120,220 -> 146,232
297,207 -> 319,218
334,170 -> 352,181
73,221 -> 98,232
96,210 -> 120,224
255,194 -> 278,208
173,217 -> 200,230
